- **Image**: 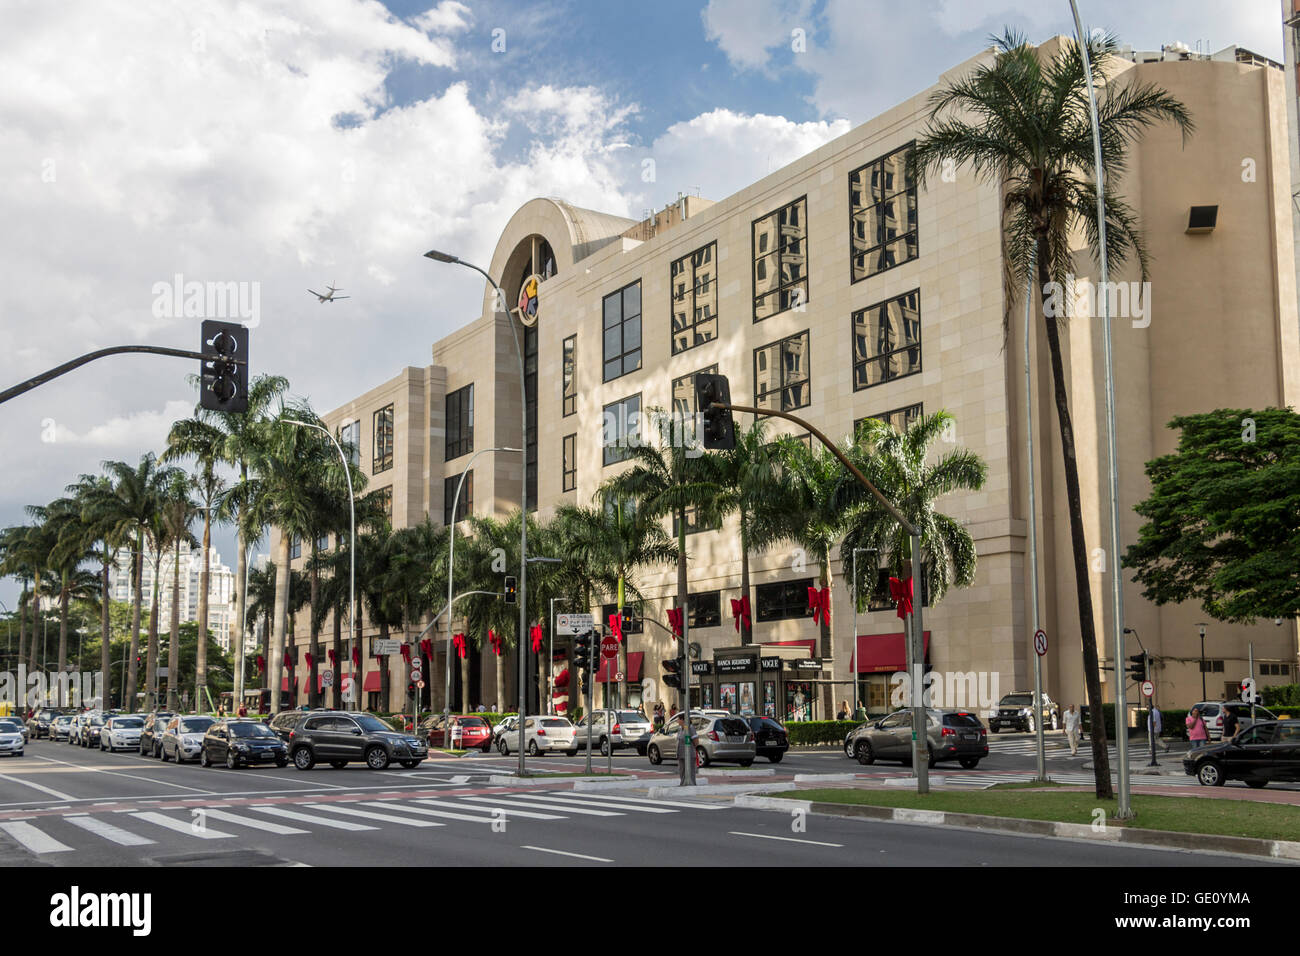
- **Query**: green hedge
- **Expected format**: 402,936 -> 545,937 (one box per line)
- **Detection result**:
1263,684 -> 1300,708
784,720 -> 863,746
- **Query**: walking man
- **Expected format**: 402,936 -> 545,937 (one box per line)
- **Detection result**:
1064,704 -> 1081,756
1148,704 -> 1168,751
1221,704 -> 1239,741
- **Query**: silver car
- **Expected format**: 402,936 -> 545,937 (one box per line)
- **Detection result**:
99,715 -> 145,752
0,719 -> 24,757
50,714 -> 75,742
502,715 -> 577,757
646,713 -> 755,768
574,709 -> 653,756
160,714 -> 217,763
492,714 -> 520,754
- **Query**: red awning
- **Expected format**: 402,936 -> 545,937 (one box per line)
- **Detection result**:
363,670 -> 381,692
852,632 -> 931,674
597,651 -> 643,683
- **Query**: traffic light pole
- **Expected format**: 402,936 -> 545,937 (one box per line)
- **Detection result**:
0,345 -> 246,407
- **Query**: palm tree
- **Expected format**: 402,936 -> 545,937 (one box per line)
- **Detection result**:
158,472 -> 198,711
245,561 -> 278,698
910,30 -> 1193,796
387,517 -> 448,712
66,473 -> 123,708
0,525 -> 38,679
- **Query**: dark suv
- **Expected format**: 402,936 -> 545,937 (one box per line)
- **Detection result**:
989,693 -> 1059,733
27,708 -> 70,740
200,719 -> 288,769
287,711 -> 427,771
267,710 -> 313,743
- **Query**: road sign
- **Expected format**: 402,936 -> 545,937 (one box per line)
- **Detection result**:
373,639 -> 402,656
615,671 -> 624,682
1033,629 -> 1048,656
416,680 -> 426,689
557,613 -> 594,635
1141,679 -> 1154,698
601,634 -> 619,660
322,669 -> 334,688
410,668 -> 422,683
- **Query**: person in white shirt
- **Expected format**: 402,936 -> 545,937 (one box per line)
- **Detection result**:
1063,704 -> 1081,755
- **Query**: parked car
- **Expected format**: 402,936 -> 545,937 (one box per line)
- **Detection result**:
845,708 -> 989,769
160,715 -> 217,763
27,707 -> 69,740
200,719 -> 288,769
646,713 -> 756,767
285,711 -> 427,770
0,718 -> 25,757
139,712 -> 176,757
418,714 -> 493,752
492,715 -> 520,754
573,709 -> 652,756
50,714 -> 75,742
744,716 -> 789,763
80,712 -> 108,747
498,715 -> 577,757
988,693 -> 1059,733
98,715 -> 145,752
1190,701 -> 1277,741
1183,719 -> 1300,788
266,710 -> 312,743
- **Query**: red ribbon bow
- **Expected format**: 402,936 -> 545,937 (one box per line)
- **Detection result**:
255,654 -> 265,675
888,577 -> 913,620
807,586 -> 831,625
419,638 -> 432,659
351,647 -> 360,669
453,633 -> 467,660
283,650 -> 293,670
488,629 -> 502,656
399,643 -> 411,663
304,652 -> 314,669
730,595 -> 752,632
608,613 -> 623,644
666,608 -> 683,638
327,649 -> 337,667
530,625 -> 544,654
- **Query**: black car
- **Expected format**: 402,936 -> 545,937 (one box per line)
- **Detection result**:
79,712 -> 107,747
1183,719 -> 1300,789
989,693 -> 1059,733
27,707 -> 70,740
745,716 -> 789,763
200,719 -> 288,769
267,710 -> 312,743
139,712 -> 176,757
287,711 -> 427,771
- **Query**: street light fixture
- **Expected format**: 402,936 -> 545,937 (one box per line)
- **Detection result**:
426,249 -> 533,777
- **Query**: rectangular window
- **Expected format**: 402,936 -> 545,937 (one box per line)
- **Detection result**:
671,241 -> 718,353
1199,660 -> 1225,674
602,280 -> 642,382
289,537 -> 302,560
444,472 -> 473,526
850,142 -> 918,282
315,534 -> 329,553
754,578 -> 814,623
339,420 -> 361,468
445,384 -> 474,461
852,290 -> 921,390
671,363 -> 718,447
562,434 -> 576,493
854,403 -> 923,441
562,334 -> 577,417
601,603 -> 643,634
368,486 -> 392,524
602,393 -> 641,466
675,591 -> 721,630
752,196 -> 808,321
372,404 -> 394,474
754,330 -> 811,413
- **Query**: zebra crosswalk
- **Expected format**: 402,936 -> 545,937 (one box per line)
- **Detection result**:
0,789 -> 726,859
986,737 -> 1119,760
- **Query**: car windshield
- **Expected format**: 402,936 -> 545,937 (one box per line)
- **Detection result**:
55,716 -> 72,724
0,721 -> 21,733
181,718 -> 215,733
617,711 -> 644,723
458,717 -> 487,729
717,718 -> 749,735
542,719 -> 570,728
229,722 -> 276,739
1000,695 -> 1032,707
114,718 -> 143,729
353,715 -> 393,734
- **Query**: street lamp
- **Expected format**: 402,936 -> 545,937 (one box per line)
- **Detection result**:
1197,623 -> 1208,701
426,249 -> 532,777
284,418 -> 357,711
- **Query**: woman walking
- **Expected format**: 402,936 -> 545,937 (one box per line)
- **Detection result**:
1186,707 -> 1209,750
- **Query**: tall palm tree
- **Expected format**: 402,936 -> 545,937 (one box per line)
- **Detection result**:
39,496 -> 100,697
0,525 -> 38,680
910,30 -> 1193,796
158,472 -> 198,711
387,517 -> 448,712
245,561 -> 278,699
66,473 -> 122,708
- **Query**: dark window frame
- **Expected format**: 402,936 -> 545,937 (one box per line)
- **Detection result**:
445,383 -> 474,461
561,334 -> 577,417
444,471 -> 473,526
854,403 -> 924,442
602,279 -> 643,383
674,590 -> 722,630
602,393 -> 642,467
754,578 -> 815,623
849,142 -> 919,284
372,404 -> 394,474
671,240 -> 719,353
562,433 -> 576,493
753,330 -> 811,414
852,289 -> 922,392
751,195 -> 809,323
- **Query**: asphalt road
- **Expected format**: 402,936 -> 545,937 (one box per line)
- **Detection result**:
0,735 -> 1283,867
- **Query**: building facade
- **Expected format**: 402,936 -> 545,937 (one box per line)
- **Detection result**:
108,542 -> 237,649
276,38 -> 1300,720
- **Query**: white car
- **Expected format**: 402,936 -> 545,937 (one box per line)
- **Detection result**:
99,715 -> 145,752
0,719 -> 24,757
573,709 -> 653,756
160,714 -> 217,763
498,715 -> 577,757
492,715 -> 520,754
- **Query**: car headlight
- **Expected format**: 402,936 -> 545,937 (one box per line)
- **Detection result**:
406,738 -> 422,747
234,743 -> 249,752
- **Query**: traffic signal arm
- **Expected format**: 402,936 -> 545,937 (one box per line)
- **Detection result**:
0,345 -> 247,407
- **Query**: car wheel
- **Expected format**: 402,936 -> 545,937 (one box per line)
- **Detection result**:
292,747 -> 315,771
599,737 -> 610,757
1026,716 -> 1035,734
275,756 -> 288,768
959,757 -> 980,769
566,749 -> 578,757
161,747 -> 170,762
481,743 -> 492,753
226,750 -> 239,770
695,746 -> 710,768
927,747 -> 937,769
199,748 -> 211,768
329,760 -> 347,769
400,760 -> 420,769
498,738 -> 509,756
365,746 -> 390,771
855,741 -> 875,766
1245,779 -> 1268,789
989,722 -> 999,734
636,744 -> 647,757
648,744 -> 662,766
527,741 -> 539,757
1197,761 -> 1224,787
768,753 -> 784,764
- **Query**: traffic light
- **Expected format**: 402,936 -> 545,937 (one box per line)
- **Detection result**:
406,682 -> 416,698
503,576 -> 517,605
574,631 -> 592,674
694,373 -> 735,450
199,319 -> 249,413
1126,653 -> 1147,684
662,657 -> 682,690
621,606 -> 634,632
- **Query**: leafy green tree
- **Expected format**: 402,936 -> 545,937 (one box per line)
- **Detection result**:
910,30 -> 1193,798
1124,408 -> 1300,623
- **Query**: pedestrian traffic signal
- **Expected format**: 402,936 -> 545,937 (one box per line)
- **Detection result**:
199,319 -> 249,413
503,576 -> 517,605
694,373 -> 735,450
662,658 -> 682,690
1126,653 -> 1147,683
407,682 -> 416,698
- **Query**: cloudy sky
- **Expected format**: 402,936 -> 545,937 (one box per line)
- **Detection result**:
0,0 -> 1283,607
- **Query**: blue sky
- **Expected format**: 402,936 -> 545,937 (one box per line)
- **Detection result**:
0,0 -> 1285,611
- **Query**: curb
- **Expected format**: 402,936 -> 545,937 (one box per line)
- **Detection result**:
695,768 -> 776,777
648,781 -> 795,798
731,795 -> 1300,860
488,774 -> 632,786
573,777 -> 676,792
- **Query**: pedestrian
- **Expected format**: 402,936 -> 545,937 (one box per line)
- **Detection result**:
1186,707 -> 1209,750
1147,704 -> 1169,751
1221,704 -> 1239,741
237,702 -> 248,718
836,700 -> 849,721
852,701 -> 866,721
1063,704 -> 1081,756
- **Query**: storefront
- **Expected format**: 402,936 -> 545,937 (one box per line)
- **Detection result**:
852,631 -> 930,716
690,646 -> 829,722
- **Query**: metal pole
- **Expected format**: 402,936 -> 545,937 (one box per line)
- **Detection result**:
1023,259 -> 1047,783
852,548 -> 859,724
1199,624 -> 1207,701
1069,0 -> 1130,819
680,509 -> 695,786
1249,642 -> 1256,724
585,636 -> 593,775
908,533 -> 928,794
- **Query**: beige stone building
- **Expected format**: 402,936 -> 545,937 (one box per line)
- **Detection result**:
274,38 -> 1300,722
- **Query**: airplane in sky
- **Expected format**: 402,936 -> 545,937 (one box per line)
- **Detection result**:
308,283 -> 350,302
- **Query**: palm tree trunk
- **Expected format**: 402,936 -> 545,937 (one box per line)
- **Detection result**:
28,587 -> 40,675
269,534 -> 291,715
145,549 -> 161,710
99,557 -> 111,709
331,605 -> 342,710
168,538 -> 182,711
126,537 -> 144,705
308,559 -> 320,709
57,584 -> 69,702
677,504 -> 688,712
233,464 -> 248,715
17,589 -> 28,689
494,639 -> 505,715
196,506 -> 212,711
819,559 -> 834,720
460,654 -> 470,714
739,517 -> 753,645
1037,236 -> 1113,799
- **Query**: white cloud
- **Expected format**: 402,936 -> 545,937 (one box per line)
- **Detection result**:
701,0 -> 813,72
413,0 -> 474,35
51,402 -> 197,449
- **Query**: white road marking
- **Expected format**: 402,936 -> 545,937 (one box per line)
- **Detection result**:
519,792 -> 676,813
64,815 -> 156,846
464,795 -> 622,817
359,801 -> 497,824
0,820 -> 72,853
247,805 -> 377,831
520,845 -> 612,863
564,791 -> 725,810
130,811 -> 234,839
200,808 -> 308,835
414,798 -> 564,820
303,803 -> 442,828
0,773 -> 74,801
728,831 -> 843,848
26,754 -> 215,794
